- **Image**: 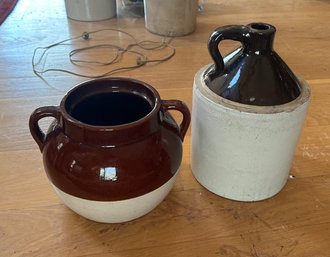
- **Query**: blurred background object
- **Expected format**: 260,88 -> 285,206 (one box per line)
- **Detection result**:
144,0 -> 199,36
65,0 -> 116,21
116,0 -> 144,18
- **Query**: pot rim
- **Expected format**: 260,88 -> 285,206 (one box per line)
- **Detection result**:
196,64 -> 311,114
60,77 -> 161,132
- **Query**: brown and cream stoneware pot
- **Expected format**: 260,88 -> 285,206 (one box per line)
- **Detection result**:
29,78 -> 190,223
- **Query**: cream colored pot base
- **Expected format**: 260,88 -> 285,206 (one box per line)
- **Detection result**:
52,172 -> 178,223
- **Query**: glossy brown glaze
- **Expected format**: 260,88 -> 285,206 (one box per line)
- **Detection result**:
205,22 -> 301,106
29,78 -> 190,201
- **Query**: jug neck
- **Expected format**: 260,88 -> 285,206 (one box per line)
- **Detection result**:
245,23 -> 275,53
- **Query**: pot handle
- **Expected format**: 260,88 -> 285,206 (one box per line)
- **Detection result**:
208,25 -> 249,79
161,100 -> 191,141
29,106 -> 61,152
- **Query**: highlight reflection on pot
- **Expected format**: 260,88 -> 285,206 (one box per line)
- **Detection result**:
99,167 -> 118,181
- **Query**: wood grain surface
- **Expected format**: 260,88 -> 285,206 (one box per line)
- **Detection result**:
1,0 -> 330,256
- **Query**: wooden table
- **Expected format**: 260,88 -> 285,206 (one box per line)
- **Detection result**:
1,0 -> 330,256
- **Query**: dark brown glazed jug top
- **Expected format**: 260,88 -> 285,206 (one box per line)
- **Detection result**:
204,22 -> 301,106
29,78 -> 190,201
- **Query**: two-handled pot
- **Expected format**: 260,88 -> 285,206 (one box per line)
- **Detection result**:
29,77 -> 190,223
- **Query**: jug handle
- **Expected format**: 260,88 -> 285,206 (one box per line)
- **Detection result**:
29,106 -> 61,152
208,25 -> 249,79
161,100 -> 191,141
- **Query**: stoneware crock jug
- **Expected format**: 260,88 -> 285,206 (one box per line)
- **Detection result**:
29,78 -> 190,223
191,23 -> 310,201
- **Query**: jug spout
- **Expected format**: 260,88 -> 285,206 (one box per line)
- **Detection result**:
245,23 -> 276,53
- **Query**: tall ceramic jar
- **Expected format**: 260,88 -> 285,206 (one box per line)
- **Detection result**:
191,23 -> 311,201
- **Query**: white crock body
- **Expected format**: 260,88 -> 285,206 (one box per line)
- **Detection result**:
191,65 -> 311,201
